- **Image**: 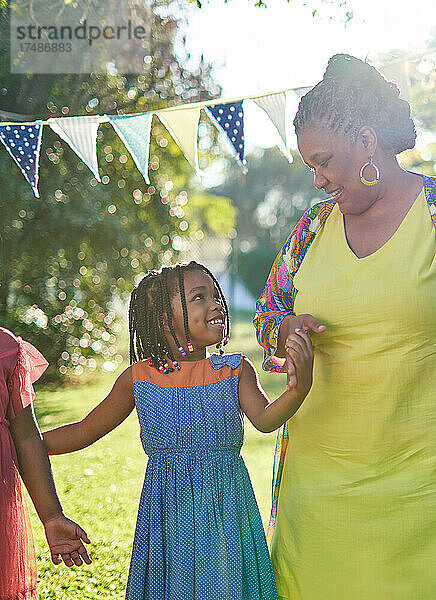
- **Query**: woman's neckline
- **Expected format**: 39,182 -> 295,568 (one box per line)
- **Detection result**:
340,182 -> 425,261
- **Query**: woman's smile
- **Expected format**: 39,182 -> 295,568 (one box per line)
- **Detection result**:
328,186 -> 344,202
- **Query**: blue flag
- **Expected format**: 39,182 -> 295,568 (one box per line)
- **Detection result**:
0,123 -> 43,197
205,101 -> 247,173
108,113 -> 152,184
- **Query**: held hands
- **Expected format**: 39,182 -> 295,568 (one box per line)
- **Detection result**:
279,314 -> 326,394
282,314 -> 325,395
285,328 -> 314,396
238,316 -> 324,432
43,513 -> 92,567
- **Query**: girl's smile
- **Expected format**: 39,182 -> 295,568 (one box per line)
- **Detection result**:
169,269 -> 226,360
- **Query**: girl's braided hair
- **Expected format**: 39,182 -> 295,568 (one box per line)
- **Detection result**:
128,262 -> 230,369
293,54 -> 416,156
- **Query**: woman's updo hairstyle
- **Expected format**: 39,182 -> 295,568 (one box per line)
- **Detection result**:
293,54 -> 416,155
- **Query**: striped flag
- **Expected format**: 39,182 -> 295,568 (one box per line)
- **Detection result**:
48,115 -> 101,181
253,92 -> 290,160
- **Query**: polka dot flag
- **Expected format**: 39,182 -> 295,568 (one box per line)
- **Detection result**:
205,101 -> 247,173
0,123 -> 43,197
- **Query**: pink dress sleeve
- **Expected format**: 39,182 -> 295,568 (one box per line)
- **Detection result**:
7,337 -> 49,420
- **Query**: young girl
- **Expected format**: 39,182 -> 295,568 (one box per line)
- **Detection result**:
43,261 -> 314,600
0,327 -> 91,600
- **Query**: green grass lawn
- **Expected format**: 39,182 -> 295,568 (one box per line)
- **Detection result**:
30,319 -> 287,598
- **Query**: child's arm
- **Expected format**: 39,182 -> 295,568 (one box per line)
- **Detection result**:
43,366 -> 135,454
9,406 -> 91,567
238,329 -> 314,433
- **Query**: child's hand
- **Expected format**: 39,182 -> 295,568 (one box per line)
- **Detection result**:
285,328 -> 314,397
43,514 -> 92,567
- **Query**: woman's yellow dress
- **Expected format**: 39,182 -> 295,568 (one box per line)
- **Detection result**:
271,188 -> 436,600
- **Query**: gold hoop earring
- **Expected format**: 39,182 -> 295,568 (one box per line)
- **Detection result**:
360,157 -> 380,186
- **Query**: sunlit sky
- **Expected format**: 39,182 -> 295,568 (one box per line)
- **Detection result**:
180,0 -> 435,151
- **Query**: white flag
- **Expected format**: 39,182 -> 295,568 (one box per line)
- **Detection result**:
157,107 -> 200,171
48,115 -> 101,181
254,93 -> 287,149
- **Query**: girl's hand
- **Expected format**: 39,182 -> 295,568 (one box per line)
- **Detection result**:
44,514 -> 91,567
285,328 -> 314,397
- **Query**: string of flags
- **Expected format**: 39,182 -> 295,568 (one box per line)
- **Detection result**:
0,85 -> 311,197
0,51 -> 430,197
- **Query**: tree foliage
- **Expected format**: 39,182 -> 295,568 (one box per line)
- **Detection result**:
0,0 -> 222,377
189,0 -> 352,18
184,193 -> 237,237
210,147 -> 318,297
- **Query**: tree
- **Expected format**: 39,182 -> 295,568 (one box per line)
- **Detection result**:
209,147 -> 319,297
396,45 -> 436,176
189,0 -> 352,20
0,0 -> 222,377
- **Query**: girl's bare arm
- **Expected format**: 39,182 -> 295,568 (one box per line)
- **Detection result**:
10,407 -> 91,566
43,366 -> 135,454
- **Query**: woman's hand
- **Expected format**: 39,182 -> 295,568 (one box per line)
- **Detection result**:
285,329 -> 314,394
43,514 -> 91,567
277,314 -> 325,383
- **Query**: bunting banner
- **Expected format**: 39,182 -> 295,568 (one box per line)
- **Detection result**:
0,51 -> 425,196
157,107 -> 201,171
48,115 -> 101,181
205,101 -> 247,174
108,113 -> 152,184
253,92 -> 289,160
0,123 -> 42,197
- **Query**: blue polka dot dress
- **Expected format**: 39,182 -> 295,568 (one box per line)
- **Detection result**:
126,353 -> 278,600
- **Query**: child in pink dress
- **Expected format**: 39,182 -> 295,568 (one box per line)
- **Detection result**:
0,327 -> 91,600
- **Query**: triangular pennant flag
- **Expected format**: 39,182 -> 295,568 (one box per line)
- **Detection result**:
108,113 -> 152,184
254,93 -> 287,150
293,86 -> 312,99
48,115 -> 101,181
205,101 -> 247,173
0,123 -> 43,197
253,92 -> 291,161
157,107 -> 200,171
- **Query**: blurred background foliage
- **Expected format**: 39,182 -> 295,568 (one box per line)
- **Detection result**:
0,0 -> 231,378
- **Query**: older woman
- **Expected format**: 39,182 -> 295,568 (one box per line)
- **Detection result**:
254,54 -> 435,600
